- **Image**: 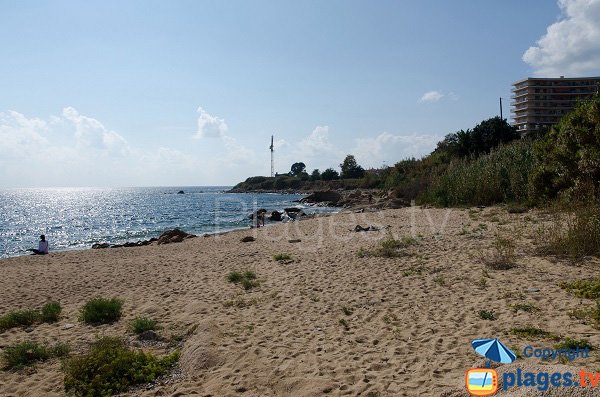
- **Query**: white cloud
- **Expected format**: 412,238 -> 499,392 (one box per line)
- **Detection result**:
300,126 -> 343,158
194,106 -> 228,138
418,90 -> 444,103
0,110 -> 49,158
523,0 -> 600,76
62,107 -> 129,155
352,132 -> 443,168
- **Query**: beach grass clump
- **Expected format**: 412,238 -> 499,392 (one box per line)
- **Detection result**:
0,309 -> 40,331
0,302 -> 64,332
341,306 -> 353,316
41,302 -> 62,323
227,270 -> 258,291
510,303 -> 539,313
2,341 -> 70,370
485,234 -> 517,270
79,297 -> 123,325
360,236 -> 416,258
554,338 -> 593,351
130,318 -> 158,335
478,310 -> 496,321
273,253 -> 292,262
511,326 -> 558,340
63,337 -> 179,397
560,278 -> 600,299
568,301 -> 600,327
538,207 -> 600,258
426,139 -> 534,207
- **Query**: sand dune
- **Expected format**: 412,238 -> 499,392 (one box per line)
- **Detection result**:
1,206 -> 599,396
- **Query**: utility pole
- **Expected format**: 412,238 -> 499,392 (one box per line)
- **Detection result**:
269,135 -> 274,177
499,97 -> 503,120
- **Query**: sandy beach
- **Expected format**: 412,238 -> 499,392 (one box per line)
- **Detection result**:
1,206 -> 599,396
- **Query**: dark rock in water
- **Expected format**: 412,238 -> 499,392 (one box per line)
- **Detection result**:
177,190 -> 185,194
269,210 -> 282,221
241,236 -> 256,242
300,191 -> 341,204
284,207 -> 302,213
287,209 -> 306,219
149,238 -> 158,242
157,229 -> 196,245
92,243 -> 110,249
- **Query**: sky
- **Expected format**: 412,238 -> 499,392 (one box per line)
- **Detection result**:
1,0 -> 600,188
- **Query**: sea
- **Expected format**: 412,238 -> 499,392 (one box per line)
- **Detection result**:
0,187 -> 336,259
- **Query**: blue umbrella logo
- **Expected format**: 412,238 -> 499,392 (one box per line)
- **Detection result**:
472,338 -> 517,366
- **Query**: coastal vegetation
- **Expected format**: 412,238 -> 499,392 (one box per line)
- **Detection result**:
2,341 -> 70,370
131,317 -> 159,335
63,337 -> 179,396
233,95 -> 600,207
227,270 -> 259,290
0,302 -> 62,332
79,297 -> 123,325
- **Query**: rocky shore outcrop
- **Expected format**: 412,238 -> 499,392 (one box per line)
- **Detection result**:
92,228 -> 196,249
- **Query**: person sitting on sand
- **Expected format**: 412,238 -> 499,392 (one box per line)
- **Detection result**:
28,235 -> 49,255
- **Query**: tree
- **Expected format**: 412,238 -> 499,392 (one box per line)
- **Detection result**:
339,155 -> 365,179
290,162 -> 306,176
310,169 -> 321,181
530,95 -> 600,202
434,117 -> 519,159
321,168 -> 339,181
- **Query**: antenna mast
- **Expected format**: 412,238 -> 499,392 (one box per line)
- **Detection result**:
269,135 -> 274,177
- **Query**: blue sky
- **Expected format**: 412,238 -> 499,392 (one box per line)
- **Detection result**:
1,0 -> 599,187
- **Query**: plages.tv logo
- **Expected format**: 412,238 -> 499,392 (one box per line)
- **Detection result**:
465,338 -> 516,396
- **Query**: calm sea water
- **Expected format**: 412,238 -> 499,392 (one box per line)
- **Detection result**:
0,187 -> 334,258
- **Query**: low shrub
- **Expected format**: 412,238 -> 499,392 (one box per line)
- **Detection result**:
2,341 -> 70,370
360,236 -> 416,258
478,310 -> 496,320
560,278 -> 600,299
273,253 -> 292,261
130,318 -> 158,334
227,271 -> 258,290
41,302 -> 62,323
79,298 -> 123,325
554,338 -> 593,351
0,310 -> 39,331
540,207 -> 600,258
63,337 -> 179,396
511,326 -> 557,340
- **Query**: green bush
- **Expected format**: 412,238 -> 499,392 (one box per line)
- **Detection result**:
560,278 -> 600,299
273,253 -> 291,261
359,236 -> 416,258
63,337 -> 179,396
131,317 -> 158,335
530,95 -> 600,203
540,207 -> 600,258
227,270 -> 258,290
130,318 -> 158,334
426,139 -> 535,206
79,298 -> 123,325
41,302 -> 62,323
0,310 -> 40,331
554,338 -> 593,351
2,341 -> 70,370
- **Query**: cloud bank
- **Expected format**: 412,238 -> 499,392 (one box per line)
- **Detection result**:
523,0 -> 600,76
